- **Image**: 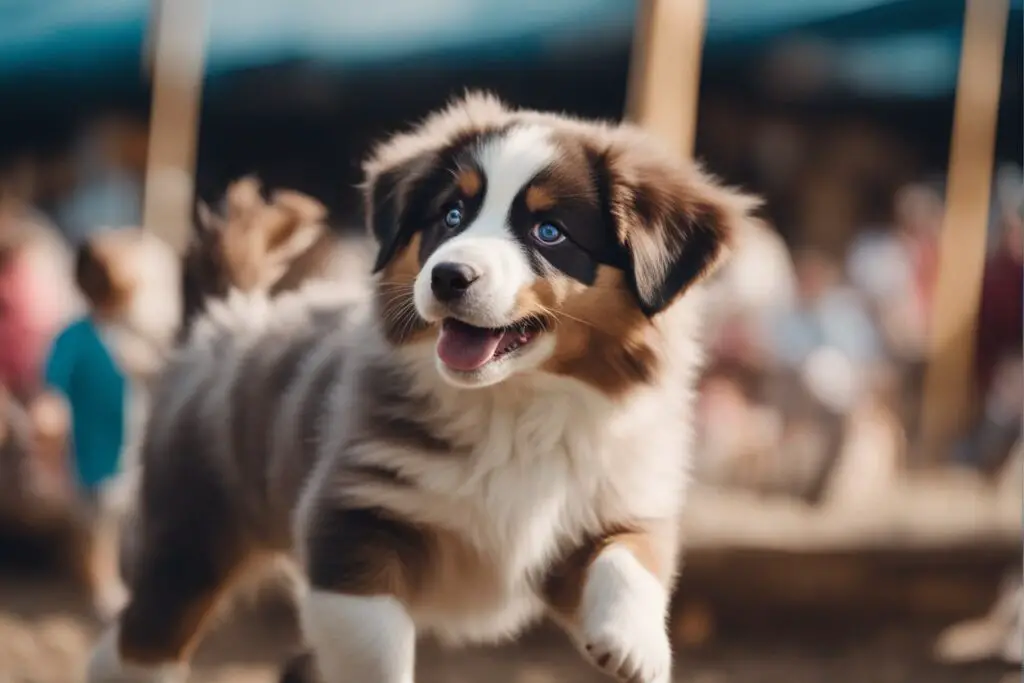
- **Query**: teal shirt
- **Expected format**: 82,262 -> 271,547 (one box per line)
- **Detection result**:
44,317 -> 126,490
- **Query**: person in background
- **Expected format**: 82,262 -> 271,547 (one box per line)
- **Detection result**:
846,183 -> 943,363
770,248 -> 882,395
702,218 -> 797,370
975,196 -> 1023,401
695,219 -> 799,495
42,227 -> 182,620
953,201 -> 1024,473
0,193 -> 83,401
55,116 -> 146,246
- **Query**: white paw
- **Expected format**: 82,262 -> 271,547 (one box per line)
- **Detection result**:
579,547 -> 672,683
300,591 -> 416,683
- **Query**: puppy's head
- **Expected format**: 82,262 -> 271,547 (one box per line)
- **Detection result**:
365,93 -> 759,393
76,227 -> 182,343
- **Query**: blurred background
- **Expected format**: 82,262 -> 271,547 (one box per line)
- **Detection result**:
0,0 -> 1020,681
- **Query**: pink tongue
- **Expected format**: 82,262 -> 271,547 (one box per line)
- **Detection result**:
437,320 -> 507,371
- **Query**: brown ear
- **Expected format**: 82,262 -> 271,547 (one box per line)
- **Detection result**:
362,149 -> 436,274
607,147 -> 760,316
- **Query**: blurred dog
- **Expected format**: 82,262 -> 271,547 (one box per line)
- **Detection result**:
88,93 -> 758,683
182,176 -> 371,336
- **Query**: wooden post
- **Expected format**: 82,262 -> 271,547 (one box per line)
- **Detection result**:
142,0 -> 208,254
918,0 -> 1010,458
626,0 -> 708,159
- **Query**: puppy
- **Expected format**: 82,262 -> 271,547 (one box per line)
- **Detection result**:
87,93 -> 757,683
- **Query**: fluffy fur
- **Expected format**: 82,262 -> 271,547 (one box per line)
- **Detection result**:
182,177 -> 372,335
86,93 -> 758,683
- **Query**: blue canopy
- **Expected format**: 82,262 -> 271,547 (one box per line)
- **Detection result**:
0,0 -> 1020,98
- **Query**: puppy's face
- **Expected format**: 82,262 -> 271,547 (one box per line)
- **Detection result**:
367,94 -> 758,393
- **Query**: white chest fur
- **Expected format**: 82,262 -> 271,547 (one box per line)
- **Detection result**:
390,367 -> 692,643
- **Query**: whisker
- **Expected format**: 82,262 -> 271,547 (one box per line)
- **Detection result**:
531,302 -> 598,330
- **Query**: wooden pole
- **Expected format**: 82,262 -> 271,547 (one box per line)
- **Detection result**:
918,0 -> 1010,458
626,0 -> 708,159
142,0 -> 208,255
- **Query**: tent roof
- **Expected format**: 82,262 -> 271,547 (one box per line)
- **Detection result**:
0,0 -> 1019,98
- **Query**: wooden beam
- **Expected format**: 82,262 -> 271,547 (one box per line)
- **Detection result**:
142,0 -> 208,255
919,0 -> 1010,456
626,0 -> 708,159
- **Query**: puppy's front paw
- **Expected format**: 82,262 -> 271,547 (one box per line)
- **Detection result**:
579,547 -> 672,683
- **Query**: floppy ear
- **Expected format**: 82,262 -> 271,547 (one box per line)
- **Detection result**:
608,149 -> 760,316
361,151 -> 435,274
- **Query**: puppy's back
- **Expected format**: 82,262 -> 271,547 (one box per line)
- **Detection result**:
140,285 -> 357,550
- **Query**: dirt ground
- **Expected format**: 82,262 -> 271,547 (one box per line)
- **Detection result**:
0,571 -> 1012,683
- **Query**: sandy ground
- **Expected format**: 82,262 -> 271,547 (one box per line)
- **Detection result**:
0,571 -> 1012,683
0,473 -> 1017,683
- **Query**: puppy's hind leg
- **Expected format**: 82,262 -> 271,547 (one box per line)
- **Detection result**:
301,593 -> 416,683
86,479 -> 257,683
299,505 -> 428,683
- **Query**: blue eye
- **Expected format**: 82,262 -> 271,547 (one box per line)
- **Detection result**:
443,207 -> 463,229
531,222 -> 565,245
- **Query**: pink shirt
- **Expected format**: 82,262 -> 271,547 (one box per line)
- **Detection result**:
0,247 -> 67,398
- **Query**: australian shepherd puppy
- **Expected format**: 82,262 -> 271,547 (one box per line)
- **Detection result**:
87,93 -> 757,683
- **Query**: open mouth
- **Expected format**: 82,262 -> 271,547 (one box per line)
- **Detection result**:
436,317 -> 546,372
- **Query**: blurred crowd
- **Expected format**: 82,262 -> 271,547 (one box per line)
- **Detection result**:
0,113 -> 1021,521
696,165 -> 1023,502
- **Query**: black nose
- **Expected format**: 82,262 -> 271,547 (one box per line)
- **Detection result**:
431,262 -> 479,302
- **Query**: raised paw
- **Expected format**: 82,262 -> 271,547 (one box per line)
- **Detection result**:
579,547 -> 673,683
582,620 -> 672,683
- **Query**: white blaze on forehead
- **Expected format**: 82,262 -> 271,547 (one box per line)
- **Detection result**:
468,125 -> 558,239
415,125 -> 559,327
